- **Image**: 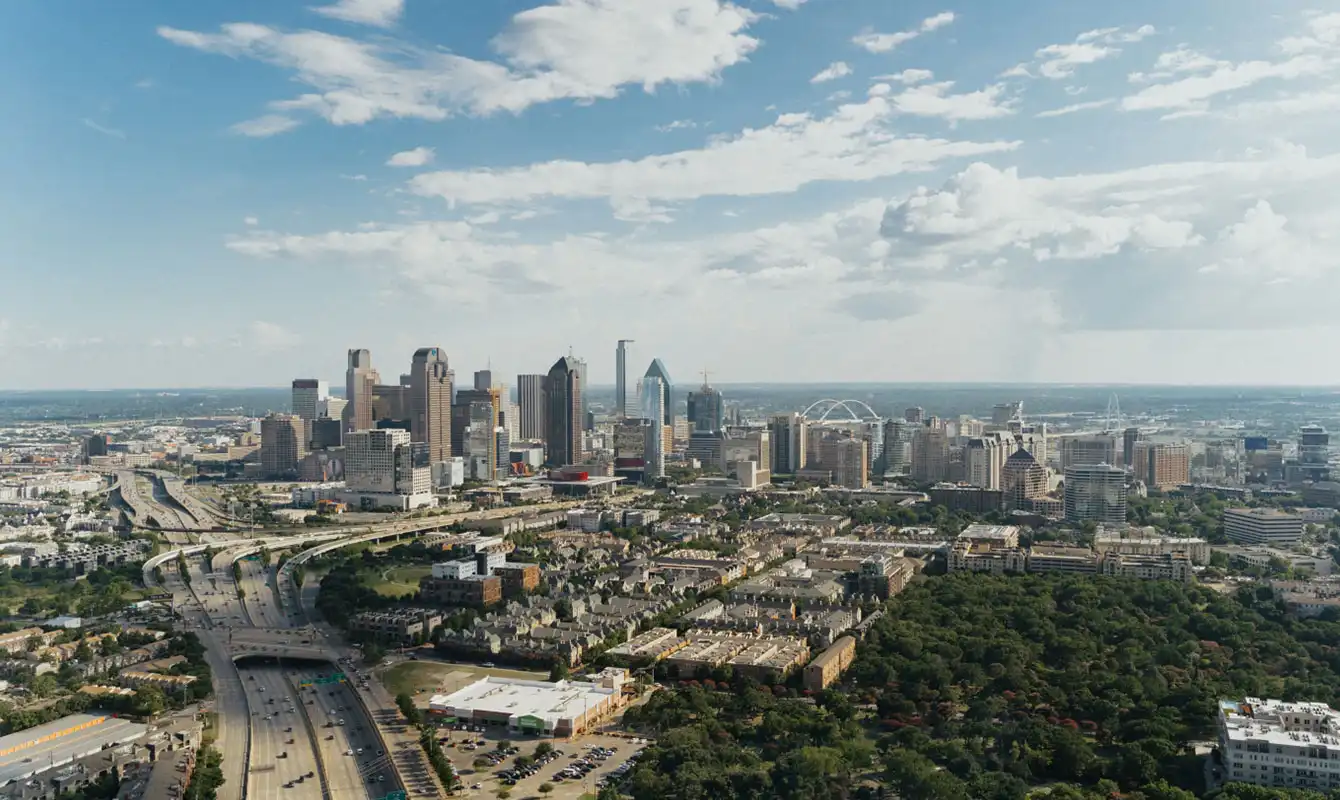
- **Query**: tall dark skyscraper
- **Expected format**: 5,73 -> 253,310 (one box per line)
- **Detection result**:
1123,427 -> 1142,468
544,356 -> 584,466
687,381 -> 724,435
409,347 -> 453,462
517,374 -> 545,441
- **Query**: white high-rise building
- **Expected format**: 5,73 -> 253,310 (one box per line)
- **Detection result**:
342,428 -> 434,510
616,340 -> 634,419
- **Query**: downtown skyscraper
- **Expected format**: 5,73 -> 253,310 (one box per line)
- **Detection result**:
544,356 -> 584,467
408,347 -> 453,462
616,339 -> 634,418
516,374 -> 545,441
344,349 -> 377,433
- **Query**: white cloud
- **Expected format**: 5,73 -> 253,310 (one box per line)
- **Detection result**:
875,142 -> 1340,330
80,118 -> 125,139
873,69 -> 935,85
1123,16 -> 1340,113
1035,98 -> 1114,118
655,119 -> 698,132
1006,25 -> 1156,80
769,0 -> 807,8
1122,53 -> 1331,113
886,81 -> 1016,121
135,78 -> 155,89
244,216 -> 260,226
852,11 -> 955,54
249,321 -> 301,350
407,94 -> 1019,206
810,61 -> 852,84
610,196 -> 676,224
386,146 -> 436,167
311,0 -> 404,28
231,114 -> 302,137
159,1 -> 760,130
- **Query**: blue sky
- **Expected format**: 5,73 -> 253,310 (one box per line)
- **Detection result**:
2,0 -> 1338,389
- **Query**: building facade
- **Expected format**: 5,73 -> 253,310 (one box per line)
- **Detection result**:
344,348 -> 377,433
409,347 -> 454,463
544,357 -> 584,467
1133,442 -> 1191,490
1063,464 -> 1127,525
1223,507 -> 1305,546
1219,697 -> 1340,792
516,374 -> 546,441
259,414 -> 307,477
290,379 -> 327,425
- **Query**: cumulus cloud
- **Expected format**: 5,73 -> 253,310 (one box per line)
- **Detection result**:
876,143 -> 1340,330
852,11 -> 955,54
160,1 -> 761,131
387,146 -> 435,167
810,61 -> 852,84
885,81 -> 1016,121
407,94 -> 1019,206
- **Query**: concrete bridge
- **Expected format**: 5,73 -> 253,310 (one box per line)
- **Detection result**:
224,628 -> 336,662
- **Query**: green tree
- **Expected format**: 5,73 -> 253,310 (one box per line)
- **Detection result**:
548,658 -> 570,682
135,685 -> 168,717
30,674 -> 59,698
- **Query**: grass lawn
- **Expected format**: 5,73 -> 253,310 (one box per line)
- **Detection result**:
370,565 -> 433,598
380,660 -> 547,699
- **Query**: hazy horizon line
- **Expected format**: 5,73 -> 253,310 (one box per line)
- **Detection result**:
4,381 -> 1340,393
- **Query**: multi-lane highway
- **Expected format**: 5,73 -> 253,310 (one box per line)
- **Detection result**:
149,550 -> 251,800
164,530 -> 391,798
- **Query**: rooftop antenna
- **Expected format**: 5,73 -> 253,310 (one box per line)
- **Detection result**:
701,369 -> 712,387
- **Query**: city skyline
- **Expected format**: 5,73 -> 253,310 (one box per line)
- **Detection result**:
6,1 -> 1340,388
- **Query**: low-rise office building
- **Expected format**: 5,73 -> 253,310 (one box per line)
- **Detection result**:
1094,530 -> 1210,565
493,562 -> 541,597
419,574 -> 502,607
1099,552 -> 1193,583
1026,544 -> 1099,574
1223,507 -> 1305,546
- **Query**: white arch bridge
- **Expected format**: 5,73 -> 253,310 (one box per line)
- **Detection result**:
799,398 -> 883,423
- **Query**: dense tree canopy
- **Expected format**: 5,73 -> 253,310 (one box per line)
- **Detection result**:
614,573 -> 1340,800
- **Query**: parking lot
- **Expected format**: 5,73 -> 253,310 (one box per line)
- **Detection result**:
444,728 -> 648,800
